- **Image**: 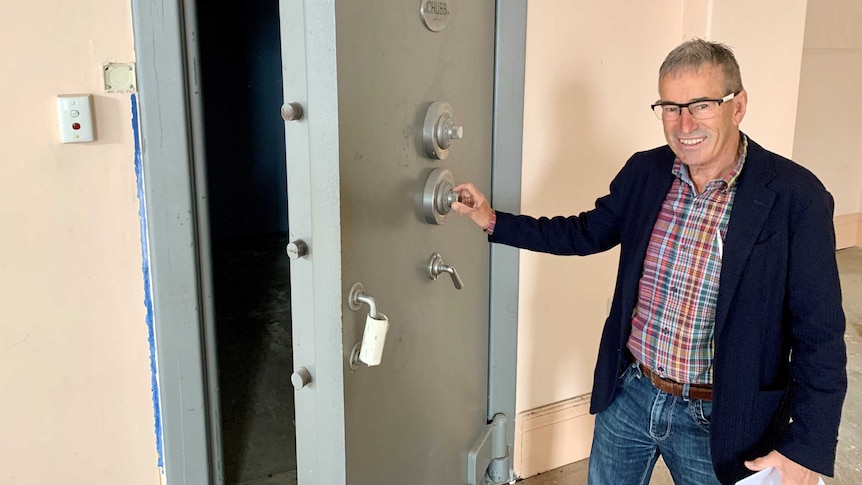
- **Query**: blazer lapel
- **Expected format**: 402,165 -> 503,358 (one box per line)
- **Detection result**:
628,151 -> 675,285
713,140 -> 776,342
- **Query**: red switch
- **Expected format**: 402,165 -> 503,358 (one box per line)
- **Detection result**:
72,123 -> 81,130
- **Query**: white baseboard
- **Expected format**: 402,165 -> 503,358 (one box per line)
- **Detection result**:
514,394 -> 594,479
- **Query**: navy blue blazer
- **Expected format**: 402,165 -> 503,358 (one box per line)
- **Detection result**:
490,138 -> 847,484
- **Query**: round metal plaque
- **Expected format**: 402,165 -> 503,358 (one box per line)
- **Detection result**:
420,0 -> 451,32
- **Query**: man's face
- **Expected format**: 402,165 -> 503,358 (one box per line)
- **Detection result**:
658,64 -> 747,173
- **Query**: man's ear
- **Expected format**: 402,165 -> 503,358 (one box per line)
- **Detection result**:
732,89 -> 748,125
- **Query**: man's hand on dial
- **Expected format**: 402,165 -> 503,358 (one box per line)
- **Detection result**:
450,183 -> 494,230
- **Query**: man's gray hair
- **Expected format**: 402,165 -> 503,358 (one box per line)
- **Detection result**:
659,39 -> 744,94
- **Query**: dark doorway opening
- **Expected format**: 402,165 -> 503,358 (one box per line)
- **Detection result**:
197,1 -> 297,483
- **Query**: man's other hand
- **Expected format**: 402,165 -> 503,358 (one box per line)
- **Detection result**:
745,450 -> 820,485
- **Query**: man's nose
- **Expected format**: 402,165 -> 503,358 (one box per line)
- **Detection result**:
679,108 -> 697,132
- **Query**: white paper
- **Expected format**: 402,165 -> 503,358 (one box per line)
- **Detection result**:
735,467 -> 825,485
358,313 -> 389,366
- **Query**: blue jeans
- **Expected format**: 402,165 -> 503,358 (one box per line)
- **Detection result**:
588,363 -> 721,485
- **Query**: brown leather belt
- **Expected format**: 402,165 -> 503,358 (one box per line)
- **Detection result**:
639,363 -> 713,401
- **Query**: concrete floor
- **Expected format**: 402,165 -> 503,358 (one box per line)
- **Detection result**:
213,235 -> 297,485
518,247 -> 862,485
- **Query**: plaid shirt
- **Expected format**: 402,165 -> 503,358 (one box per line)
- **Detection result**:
627,136 -> 748,385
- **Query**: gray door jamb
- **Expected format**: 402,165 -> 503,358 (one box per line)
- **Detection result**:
130,0 -> 221,483
488,0 -> 527,481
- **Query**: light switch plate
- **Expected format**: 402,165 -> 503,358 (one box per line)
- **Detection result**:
57,94 -> 95,143
103,62 -> 137,93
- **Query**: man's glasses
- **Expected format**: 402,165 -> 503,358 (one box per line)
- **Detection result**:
651,92 -> 738,121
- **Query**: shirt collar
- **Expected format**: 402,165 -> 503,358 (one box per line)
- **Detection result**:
672,134 -> 748,194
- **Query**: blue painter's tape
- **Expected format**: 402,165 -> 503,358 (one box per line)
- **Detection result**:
132,93 -> 165,470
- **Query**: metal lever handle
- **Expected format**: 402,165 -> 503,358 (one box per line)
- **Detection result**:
428,253 -> 464,290
348,282 -> 379,318
443,264 -> 464,290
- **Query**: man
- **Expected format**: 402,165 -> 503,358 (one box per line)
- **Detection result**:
452,39 -> 846,485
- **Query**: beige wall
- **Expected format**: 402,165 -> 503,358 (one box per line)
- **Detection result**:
516,0 -> 809,477
793,0 -> 862,247
706,1 -> 808,159
515,1 -> 682,474
518,0 -> 680,413
681,0 -> 808,160
0,2 -> 158,485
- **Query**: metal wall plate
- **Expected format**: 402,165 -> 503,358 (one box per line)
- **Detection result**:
103,62 -> 137,93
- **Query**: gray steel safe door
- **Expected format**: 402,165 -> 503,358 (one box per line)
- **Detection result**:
280,1 -> 500,483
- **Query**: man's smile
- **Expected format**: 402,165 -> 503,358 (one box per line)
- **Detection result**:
679,136 -> 706,146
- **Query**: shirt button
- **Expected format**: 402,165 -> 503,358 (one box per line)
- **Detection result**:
658,366 -> 665,372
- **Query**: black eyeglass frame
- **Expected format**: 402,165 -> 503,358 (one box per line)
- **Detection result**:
650,91 -> 739,119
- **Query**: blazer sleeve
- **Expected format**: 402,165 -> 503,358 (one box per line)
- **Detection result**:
488,159 -> 637,255
775,189 -> 847,475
